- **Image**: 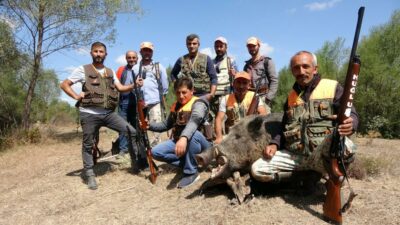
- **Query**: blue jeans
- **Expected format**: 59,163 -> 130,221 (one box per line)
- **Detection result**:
152,131 -> 211,175
118,93 -> 137,153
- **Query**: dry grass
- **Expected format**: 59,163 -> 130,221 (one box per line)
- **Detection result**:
1,126 -> 400,225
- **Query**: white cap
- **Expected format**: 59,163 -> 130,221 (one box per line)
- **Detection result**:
214,36 -> 228,45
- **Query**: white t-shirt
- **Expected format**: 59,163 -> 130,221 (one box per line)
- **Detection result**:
68,65 -> 120,114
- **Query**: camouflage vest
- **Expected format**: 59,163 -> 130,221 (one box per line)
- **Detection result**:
215,56 -> 231,96
80,64 -> 119,110
225,91 -> 255,132
284,79 -> 338,155
178,53 -> 210,94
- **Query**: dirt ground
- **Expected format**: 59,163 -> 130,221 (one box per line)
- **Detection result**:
1,124 -> 399,225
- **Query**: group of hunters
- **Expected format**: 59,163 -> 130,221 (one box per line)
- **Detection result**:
60,33 -> 358,192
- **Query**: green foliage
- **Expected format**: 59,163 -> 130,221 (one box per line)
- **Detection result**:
271,66 -> 294,112
0,21 -> 76,150
45,100 -> 77,125
164,65 -> 176,112
1,0 -> 142,128
273,11 -> 400,138
355,10 -> 400,138
315,37 -> 348,81
0,21 -> 25,130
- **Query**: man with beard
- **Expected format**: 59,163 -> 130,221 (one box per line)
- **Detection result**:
210,36 -> 238,118
133,42 -> 169,147
115,50 -> 139,157
60,42 -> 144,190
214,71 -> 267,144
171,34 -> 217,102
243,37 -> 279,114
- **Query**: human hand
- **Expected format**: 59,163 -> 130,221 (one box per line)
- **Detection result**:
138,118 -> 150,130
338,117 -> 354,136
175,137 -> 188,157
76,92 -> 85,101
229,68 -> 236,77
263,144 -> 277,159
136,77 -> 144,87
214,136 -> 223,145
204,93 -> 214,101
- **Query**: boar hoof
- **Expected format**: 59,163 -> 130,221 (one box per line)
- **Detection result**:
226,172 -> 251,204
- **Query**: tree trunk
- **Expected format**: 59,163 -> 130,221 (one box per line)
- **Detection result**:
22,1 -> 45,130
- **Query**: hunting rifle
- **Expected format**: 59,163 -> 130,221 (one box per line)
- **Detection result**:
134,62 -> 158,184
323,6 -> 364,225
246,78 -> 266,115
227,57 -> 233,94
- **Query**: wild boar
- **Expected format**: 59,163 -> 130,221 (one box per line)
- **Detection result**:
195,113 -> 283,203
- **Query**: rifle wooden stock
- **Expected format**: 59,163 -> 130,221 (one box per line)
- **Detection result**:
323,7 -> 364,224
246,93 -> 259,116
137,98 -> 158,184
135,63 -> 158,184
323,159 -> 344,224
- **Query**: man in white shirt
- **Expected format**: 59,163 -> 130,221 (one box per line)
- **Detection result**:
60,42 -> 144,190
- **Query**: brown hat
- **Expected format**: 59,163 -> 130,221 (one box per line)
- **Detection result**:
234,71 -> 251,81
246,36 -> 260,46
140,41 -> 154,50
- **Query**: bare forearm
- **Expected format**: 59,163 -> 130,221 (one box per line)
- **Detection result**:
60,80 -> 80,100
116,83 -> 134,92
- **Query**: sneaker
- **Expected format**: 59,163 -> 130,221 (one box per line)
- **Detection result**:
177,173 -> 200,189
87,175 -> 98,190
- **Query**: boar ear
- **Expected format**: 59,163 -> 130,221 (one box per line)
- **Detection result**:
247,116 -> 264,135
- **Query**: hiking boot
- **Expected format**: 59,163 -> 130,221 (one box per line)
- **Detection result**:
87,175 -> 98,190
131,158 -> 149,174
177,173 -> 200,189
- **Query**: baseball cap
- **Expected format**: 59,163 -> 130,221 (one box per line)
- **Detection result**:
234,71 -> 251,81
214,36 -> 228,45
246,37 -> 260,46
140,42 -> 154,50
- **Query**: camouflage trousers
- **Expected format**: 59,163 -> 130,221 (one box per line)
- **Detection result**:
147,103 -> 163,147
251,135 -> 357,182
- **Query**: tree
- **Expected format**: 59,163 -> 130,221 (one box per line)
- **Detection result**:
1,0 -> 142,129
315,37 -> 348,81
271,66 -> 294,112
356,10 -> 400,138
0,20 -> 25,131
165,65 -> 176,110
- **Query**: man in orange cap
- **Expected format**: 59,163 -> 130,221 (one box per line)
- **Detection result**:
214,71 -> 267,144
244,36 -> 279,114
